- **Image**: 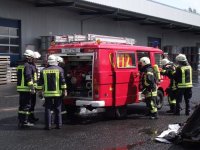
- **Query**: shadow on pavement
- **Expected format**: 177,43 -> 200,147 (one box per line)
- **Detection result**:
168,143 -> 199,150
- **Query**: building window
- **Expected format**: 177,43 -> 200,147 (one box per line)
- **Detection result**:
148,37 -> 161,48
0,27 -> 20,54
0,18 -> 21,66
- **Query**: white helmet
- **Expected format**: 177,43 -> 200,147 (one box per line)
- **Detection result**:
47,54 -> 58,66
33,51 -> 41,59
56,56 -> 64,63
175,54 -> 187,62
161,58 -> 170,66
24,49 -> 34,58
140,57 -> 150,66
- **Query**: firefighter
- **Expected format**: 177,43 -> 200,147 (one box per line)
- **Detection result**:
173,54 -> 193,116
57,56 -> 64,68
38,54 -> 67,130
28,51 -> 41,123
17,49 -> 35,128
160,58 -> 177,113
139,57 -> 158,119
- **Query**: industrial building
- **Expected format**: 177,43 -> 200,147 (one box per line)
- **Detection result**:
1,0 -> 200,67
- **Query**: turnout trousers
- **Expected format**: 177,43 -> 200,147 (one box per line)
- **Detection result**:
176,88 -> 192,115
167,88 -> 177,112
18,92 -> 31,123
145,96 -> 158,115
44,97 -> 62,128
29,93 -> 36,119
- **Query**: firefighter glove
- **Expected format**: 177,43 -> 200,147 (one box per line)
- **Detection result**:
30,85 -> 36,94
62,90 -> 67,97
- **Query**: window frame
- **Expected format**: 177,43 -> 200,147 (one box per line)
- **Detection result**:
154,53 -> 164,67
116,51 -> 136,69
0,27 -> 20,54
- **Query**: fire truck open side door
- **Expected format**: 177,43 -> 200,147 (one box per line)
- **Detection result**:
114,51 -> 140,106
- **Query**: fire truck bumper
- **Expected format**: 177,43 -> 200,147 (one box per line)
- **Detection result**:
76,100 -> 105,107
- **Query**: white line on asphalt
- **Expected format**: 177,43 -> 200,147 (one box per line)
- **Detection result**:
4,94 -> 19,98
0,107 -> 44,113
0,107 -> 18,112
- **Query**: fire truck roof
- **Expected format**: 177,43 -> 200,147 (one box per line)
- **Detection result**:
48,34 -> 163,53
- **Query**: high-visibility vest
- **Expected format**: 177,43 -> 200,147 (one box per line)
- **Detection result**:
177,66 -> 192,88
41,69 -> 67,97
16,65 -> 33,92
141,66 -> 157,97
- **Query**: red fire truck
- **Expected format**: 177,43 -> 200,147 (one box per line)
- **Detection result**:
48,34 -> 170,118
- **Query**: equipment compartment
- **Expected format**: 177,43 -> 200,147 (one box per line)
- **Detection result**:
62,54 -> 93,98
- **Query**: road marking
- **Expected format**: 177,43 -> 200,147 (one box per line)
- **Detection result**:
0,107 -> 44,113
0,107 -> 18,112
4,94 -> 19,98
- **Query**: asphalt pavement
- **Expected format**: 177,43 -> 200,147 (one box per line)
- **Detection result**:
0,79 -> 199,150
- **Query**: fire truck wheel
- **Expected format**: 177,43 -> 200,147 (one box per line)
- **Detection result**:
65,105 -> 78,119
115,106 -> 127,119
104,106 -> 127,119
156,90 -> 164,110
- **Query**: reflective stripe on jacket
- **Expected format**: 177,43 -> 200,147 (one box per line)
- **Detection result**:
17,63 -> 34,92
38,65 -> 67,97
175,65 -> 192,88
31,64 -> 38,89
141,64 -> 157,97
160,63 -> 177,90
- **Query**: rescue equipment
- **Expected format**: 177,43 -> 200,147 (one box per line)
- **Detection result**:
53,34 -> 136,45
153,64 -> 161,82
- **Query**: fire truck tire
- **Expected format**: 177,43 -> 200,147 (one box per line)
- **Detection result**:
115,106 -> 127,119
156,90 -> 164,110
65,105 -> 78,119
104,106 -> 127,119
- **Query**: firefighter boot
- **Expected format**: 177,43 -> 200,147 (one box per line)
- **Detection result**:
23,121 -> 34,127
145,110 -> 151,116
185,111 -> 190,116
174,109 -> 180,116
166,105 -> 176,114
185,101 -> 190,116
18,121 -> 34,128
185,108 -> 190,116
29,113 -> 39,123
150,113 -> 158,120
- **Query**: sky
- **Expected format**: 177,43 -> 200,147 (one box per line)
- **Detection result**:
153,0 -> 200,12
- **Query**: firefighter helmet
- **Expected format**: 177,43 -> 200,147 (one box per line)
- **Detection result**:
24,49 -> 34,58
140,57 -> 150,66
33,51 -> 41,59
161,58 -> 170,66
48,54 -> 58,66
175,54 -> 187,62
57,56 -> 64,63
